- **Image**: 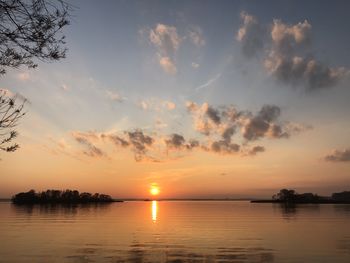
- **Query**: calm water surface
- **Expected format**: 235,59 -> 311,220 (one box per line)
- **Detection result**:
0,201 -> 350,262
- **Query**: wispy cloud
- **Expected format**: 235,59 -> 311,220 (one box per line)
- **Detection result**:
137,98 -> 176,112
147,23 -> 206,74
61,84 -> 69,92
191,62 -> 200,69
17,72 -> 30,81
195,73 -> 221,91
188,26 -> 206,47
71,131 -> 106,158
159,56 -> 177,74
149,23 -> 180,74
106,90 -> 125,102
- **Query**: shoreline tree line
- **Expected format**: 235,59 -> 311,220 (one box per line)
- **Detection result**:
11,189 -> 116,204
251,189 -> 350,204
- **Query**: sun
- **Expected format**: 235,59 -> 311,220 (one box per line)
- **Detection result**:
150,184 -> 160,196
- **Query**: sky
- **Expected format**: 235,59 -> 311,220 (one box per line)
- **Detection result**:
1,0 -> 350,199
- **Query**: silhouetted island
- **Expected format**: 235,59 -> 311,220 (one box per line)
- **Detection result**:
251,189 -> 350,204
11,189 -> 123,204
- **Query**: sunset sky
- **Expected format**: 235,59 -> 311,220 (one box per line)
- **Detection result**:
1,0 -> 350,199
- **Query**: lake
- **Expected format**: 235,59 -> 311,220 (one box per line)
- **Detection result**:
0,201 -> 350,262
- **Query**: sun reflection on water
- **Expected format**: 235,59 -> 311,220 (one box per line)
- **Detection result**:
152,200 -> 157,222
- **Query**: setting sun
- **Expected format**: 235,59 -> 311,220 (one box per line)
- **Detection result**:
150,184 -> 160,196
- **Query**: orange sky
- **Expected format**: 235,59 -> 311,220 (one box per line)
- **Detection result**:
1,1 -> 350,198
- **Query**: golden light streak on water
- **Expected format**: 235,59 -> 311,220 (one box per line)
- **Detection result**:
152,200 -> 157,222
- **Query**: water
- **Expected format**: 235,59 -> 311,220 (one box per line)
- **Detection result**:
0,201 -> 350,262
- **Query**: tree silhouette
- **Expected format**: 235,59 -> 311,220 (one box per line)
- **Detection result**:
0,89 -> 26,152
273,189 -> 297,203
0,0 -> 70,74
272,189 -> 321,203
0,0 -> 70,153
12,189 -> 115,204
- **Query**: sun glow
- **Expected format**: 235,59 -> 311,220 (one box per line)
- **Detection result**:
150,184 -> 160,196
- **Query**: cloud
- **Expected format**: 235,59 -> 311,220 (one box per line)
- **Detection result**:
103,134 -> 129,147
186,101 -> 306,151
126,130 -> 154,161
188,26 -> 206,47
138,98 -> 176,111
71,131 -> 99,141
237,12 -> 349,90
236,12 -> 264,57
67,101 -> 308,160
222,126 -> 235,141
155,118 -> 168,129
324,148 -> 350,162
165,133 -> 199,150
149,24 -> 180,74
247,145 -> 265,156
186,101 -> 199,112
159,56 -> 177,74
271,19 -> 311,53
206,105 -> 221,124
61,84 -> 69,91
45,136 -> 85,160
147,23 -> 206,74
165,133 -> 184,149
284,122 -> 313,134
191,62 -> 200,69
62,101 -> 303,161
186,102 -> 219,135
164,100 -> 176,110
150,24 -> 180,56
71,131 -> 105,158
210,140 -> 240,154
241,105 -> 288,140
139,100 -> 149,110
57,138 -> 70,150
264,53 -> 348,90
106,90 -> 125,102
17,72 -> 30,81
101,129 -> 155,161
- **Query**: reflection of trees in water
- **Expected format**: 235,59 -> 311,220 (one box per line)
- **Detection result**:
274,203 -> 323,220
11,203 -> 112,217
333,205 -> 350,215
273,203 -> 298,220
333,205 -> 350,256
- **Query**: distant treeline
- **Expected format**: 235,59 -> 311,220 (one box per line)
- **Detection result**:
252,189 -> 350,204
12,189 -> 115,204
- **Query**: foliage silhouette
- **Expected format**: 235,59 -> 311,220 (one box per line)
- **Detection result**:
0,89 -> 26,152
332,191 -> 350,202
0,0 -> 70,74
0,0 -> 71,153
272,189 -> 321,203
11,189 -> 117,204
253,189 -> 350,204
